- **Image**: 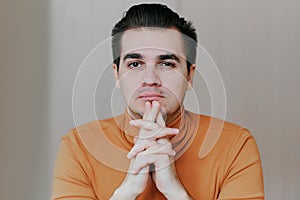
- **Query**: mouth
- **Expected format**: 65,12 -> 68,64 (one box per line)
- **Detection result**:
138,93 -> 165,101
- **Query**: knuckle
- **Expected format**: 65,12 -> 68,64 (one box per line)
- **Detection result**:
135,153 -> 145,162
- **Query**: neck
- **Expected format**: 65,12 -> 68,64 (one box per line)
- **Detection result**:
165,106 -> 184,125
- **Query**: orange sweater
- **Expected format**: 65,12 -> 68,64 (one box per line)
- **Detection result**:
52,110 -> 264,199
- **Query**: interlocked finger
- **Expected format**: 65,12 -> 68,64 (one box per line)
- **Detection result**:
147,101 -> 160,122
130,153 -> 170,174
130,120 -> 178,138
130,120 -> 161,131
127,139 -> 156,159
143,139 -> 175,156
142,101 -> 151,120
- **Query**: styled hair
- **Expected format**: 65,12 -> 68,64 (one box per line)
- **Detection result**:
111,3 -> 197,73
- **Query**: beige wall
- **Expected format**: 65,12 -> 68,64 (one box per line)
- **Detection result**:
180,1 -> 300,199
0,0 -> 51,199
0,0 -> 299,199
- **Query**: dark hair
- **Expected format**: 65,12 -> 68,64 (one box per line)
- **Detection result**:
111,3 -> 197,73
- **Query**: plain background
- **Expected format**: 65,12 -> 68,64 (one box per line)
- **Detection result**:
0,0 -> 299,199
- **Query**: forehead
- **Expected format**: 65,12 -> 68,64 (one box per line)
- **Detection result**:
120,28 -> 185,59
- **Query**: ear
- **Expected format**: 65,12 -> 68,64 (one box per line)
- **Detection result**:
187,64 -> 196,90
112,64 -> 120,88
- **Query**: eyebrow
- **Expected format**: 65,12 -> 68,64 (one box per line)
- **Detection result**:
157,54 -> 180,63
123,53 -> 143,61
123,53 -> 181,63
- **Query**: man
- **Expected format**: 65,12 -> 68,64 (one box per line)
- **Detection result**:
52,3 -> 264,199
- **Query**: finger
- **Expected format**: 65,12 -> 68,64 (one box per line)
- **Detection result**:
131,120 -> 179,138
133,136 -> 138,144
148,128 -> 179,140
127,139 -> 156,159
131,153 -> 171,173
130,119 -> 160,130
156,138 -> 169,144
147,101 -> 160,122
130,154 -> 156,174
130,120 -> 178,139
150,127 -> 179,139
128,158 -> 150,175
130,138 -> 175,159
151,128 -> 179,140
143,101 -> 151,120
156,111 -> 166,127
143,140 -> 176,157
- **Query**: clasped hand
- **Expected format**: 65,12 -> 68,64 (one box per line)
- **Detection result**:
112,101 -> 192,200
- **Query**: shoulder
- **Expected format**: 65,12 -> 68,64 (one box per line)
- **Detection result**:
61,115 -> 124,150
186,110 -> 250,134
185,111 -> 255,158
64,115 -> 123,137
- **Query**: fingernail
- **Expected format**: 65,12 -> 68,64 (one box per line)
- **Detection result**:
153,101 -> 159,106
172,150 -> 176,156
127,152 -> 133,159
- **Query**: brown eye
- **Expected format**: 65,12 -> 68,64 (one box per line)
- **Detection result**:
128,62 -> 142,68
160,62 -> 176,67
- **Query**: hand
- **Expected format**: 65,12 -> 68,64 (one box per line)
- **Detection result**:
127,101 -> 178,159
110,160 -> 149,200
129,102 -> 192,199
110,101 -> 178,199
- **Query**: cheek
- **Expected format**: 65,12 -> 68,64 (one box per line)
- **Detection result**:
163,74 -> 188,95
119,78 -> 140,102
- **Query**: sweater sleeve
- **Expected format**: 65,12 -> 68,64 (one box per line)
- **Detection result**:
52,129 -> 97,200
218,129 -> 264,200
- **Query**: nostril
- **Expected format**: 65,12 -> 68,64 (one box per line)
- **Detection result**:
142,82 -> 161,87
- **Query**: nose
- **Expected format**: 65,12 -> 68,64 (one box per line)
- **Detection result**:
141,66 -> 161,87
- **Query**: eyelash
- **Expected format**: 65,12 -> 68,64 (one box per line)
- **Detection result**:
159,61 -> 176,68
127,61 -> 176,69
128,61 -> 143,68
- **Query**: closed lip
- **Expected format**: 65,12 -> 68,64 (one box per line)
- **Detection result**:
138,92 -> 165,99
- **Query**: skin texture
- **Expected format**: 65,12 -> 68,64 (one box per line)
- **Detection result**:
110,28 -> 195,199
113,27 -> 195,119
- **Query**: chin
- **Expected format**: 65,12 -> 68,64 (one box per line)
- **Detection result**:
127,106 -> 144,119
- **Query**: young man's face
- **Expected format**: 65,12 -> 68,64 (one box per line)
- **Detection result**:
113,28 -> 195,118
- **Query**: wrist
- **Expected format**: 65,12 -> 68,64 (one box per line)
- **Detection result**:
111,183 -> 139,200
162,181 -> 192,200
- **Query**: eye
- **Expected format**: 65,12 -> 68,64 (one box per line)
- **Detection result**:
128,61 -> 143,68
160,61 -> 176,68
